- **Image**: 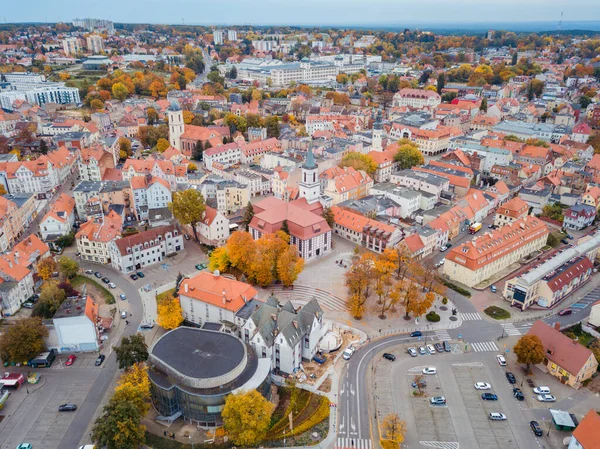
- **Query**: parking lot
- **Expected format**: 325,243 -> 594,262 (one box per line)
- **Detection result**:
451,362 -> 519,449
373,347 -> 548,449
0,354 -> 104,449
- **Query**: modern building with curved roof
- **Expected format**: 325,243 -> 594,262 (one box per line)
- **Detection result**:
148,327 -> 270,426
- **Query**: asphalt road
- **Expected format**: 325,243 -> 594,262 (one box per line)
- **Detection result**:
56,262 -> 145,449
338,276 -> 600,449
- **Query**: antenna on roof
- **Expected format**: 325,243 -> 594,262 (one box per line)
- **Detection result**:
557,11 -> 563,35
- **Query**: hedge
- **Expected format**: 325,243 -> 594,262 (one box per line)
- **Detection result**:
425,311 -> 440,322
441,280 -> 471,297
279,396 -> 330,439
267,388 -> 311,436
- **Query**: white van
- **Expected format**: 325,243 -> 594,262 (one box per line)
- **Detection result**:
342,346 -> 355,360
121,310 -> 128,319
533,386 -> 550,395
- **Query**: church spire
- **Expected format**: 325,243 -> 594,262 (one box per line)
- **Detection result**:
303,138 -> 316,170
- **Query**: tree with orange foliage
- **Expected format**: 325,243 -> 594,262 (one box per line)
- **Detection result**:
277,245 -> 304,287
345,251 -> 375,319
226,231 -> 256,274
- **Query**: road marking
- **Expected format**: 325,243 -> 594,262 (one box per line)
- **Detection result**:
460,312 -> 482,321
471,341 -> 499,352
337,438 -> 373,449
419,442 -> 459,449
434,330 -> 451,341
570,303 -> 587,309
408,366 -> 429,373
452,361 -> 483,367
501,323 -> 522,336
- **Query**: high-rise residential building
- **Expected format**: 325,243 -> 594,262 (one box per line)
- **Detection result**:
227,30 -> 238,41
86,35 -> 104,54
62,38 -> 81,56
213,29 -> 225,45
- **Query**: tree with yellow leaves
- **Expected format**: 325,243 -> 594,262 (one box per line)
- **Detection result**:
226,231 -> 256,273
37,257 -> 57,281
156,294 -> 183,330
381,413 -> 406,444
277,245 -> 304,287
250,233 -> 287,286
404,288 -> 435,320
208,246 -> 230,272
156,138 -> 170,152
113,362 -> 151,415
373,251 -> 395,311
183,110 -> 195,124
222,390 -> 273,446
345,251 -> 375,319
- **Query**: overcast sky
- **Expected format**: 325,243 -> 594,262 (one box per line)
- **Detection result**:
3,0 -> 599,26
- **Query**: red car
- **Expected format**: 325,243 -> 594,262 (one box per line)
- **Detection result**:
558,309 -> 573,316
65,355 -> 77,366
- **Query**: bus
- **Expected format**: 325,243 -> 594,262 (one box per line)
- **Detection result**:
28,349 -> 57,368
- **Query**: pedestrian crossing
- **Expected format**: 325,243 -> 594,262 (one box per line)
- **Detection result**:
501,323 -> 522,336
471,341 -> 499,352
419,442 -> 459,449
461,312 -> 483,321
336,438 -> 373,449
435,330 -> 451,341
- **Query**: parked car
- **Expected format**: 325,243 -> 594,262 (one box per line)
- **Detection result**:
513,388 -> 524,401
558,309 -> 573,316
440,246 -> 447,252
94,272 -> 102,278
407,347 -> 418,357
95,354 -> 105,366
121,310 -> 128,319
17,444 -> 32,449
410,331 -> 422,337
505,372 -> 516,384
129,274 -> 138,280
422,367 -> 437,375
22,301 -> 34,309
474,382 -> 491,390
537,394 -> 556,402
481,393 -> 498,401
108,282 -> 116,289
533,386 -> 551,395
101,277 -> 110,284
490,285 -> 497,293
496,355 -> 506,366
382,353 -> 396,361
313,354 -> 326,364
561,239 -> 569,244
58,403 -> 77,412
434,343 -> 444,352
140,323 -> 155,329
342,346 -> 355,360
136,272 -> 145,278
138,221 -> 147,226
195,263 -> 207,270
489,413 -> 507,421
119,294 -> 127,301
65,355 -> 76,366
426,344 -> 436,354
84,269 -> 94,275
530,421 -> 543,436
430,396 -> 446,405
418,346 -> 427,355
443,341 -> 451,352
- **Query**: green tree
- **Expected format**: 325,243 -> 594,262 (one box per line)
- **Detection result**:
579,95 -> 592,109
111,82 -> 129,102
323,207 -> 335,229
192,140 -> 204,161
228,66 -> 238,79
222,390 -> 273,446
0,317 -> 49,363
513,334 -> 545,372
58,256 -> 79,279
39,139 -> 49,155
33,281 -> 66,318
394,143 -> 424,169
168,189 -> 206,242
242,201 -> 255,231
265,116 -> 281,138
436,73 -> 445,94
56,232 -> 75,248
480,97 -> 488,112
280,219 -> 290,236
114,334 -> 148,370
91,397 -> 145,449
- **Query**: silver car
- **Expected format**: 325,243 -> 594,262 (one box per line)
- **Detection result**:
407,347 -> 418,357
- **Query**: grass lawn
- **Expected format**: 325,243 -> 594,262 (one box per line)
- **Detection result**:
484,306 -> 511,320
563,323 -> 596,348
157,288 -> 176,302
71,275 -> 115,304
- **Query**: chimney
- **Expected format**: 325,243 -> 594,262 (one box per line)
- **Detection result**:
554,322 -> 561,331
184,283 -> 188,293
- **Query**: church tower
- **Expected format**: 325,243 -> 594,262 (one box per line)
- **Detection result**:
372,108 -> 383,152
299,140 -> 320,204
167,100 -> 183,151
